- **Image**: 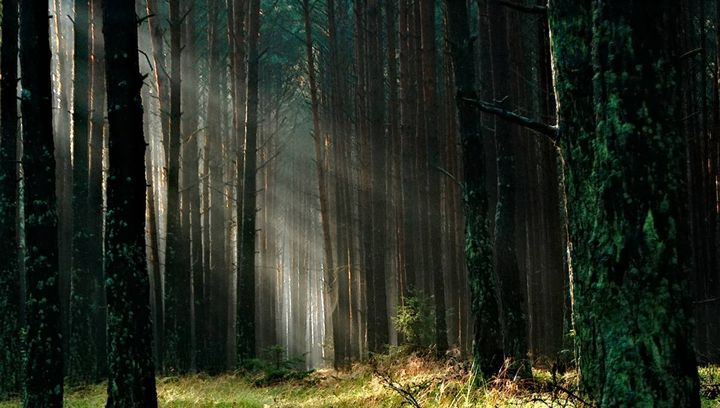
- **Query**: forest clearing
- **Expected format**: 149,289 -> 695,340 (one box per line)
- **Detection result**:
2,0 -> 720,406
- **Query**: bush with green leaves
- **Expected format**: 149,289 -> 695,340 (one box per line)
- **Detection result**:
392,291 -> 436,351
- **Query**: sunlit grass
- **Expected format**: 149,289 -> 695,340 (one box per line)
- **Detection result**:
2,360 -> 719,407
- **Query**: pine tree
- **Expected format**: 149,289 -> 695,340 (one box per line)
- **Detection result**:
20,1 -> 64,404
0,0 -> 22,397
103,0 -> 158,404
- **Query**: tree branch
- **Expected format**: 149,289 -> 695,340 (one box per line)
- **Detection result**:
499,0 -> 547,15
461,98 -> 559,140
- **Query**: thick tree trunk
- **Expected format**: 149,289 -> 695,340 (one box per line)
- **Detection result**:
20,1 -> 64,404
102,0 -> 158,404
0,0 -> 22,397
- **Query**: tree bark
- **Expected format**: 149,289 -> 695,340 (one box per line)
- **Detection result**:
164,0 -> 192,373
20,1 -> 64,404
103,0 -> 158,404
237,0 -> 261,362
444,0 -> 503,377
487,0 -> 528,373
0,0 -> 22,397
88,0 -> 107,379
367,0 -> 389,353
69,0 -> 97,382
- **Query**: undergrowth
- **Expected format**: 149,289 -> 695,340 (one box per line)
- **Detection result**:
1,355 -> 719,407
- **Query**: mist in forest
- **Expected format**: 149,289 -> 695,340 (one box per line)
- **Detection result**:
0,0 -> 718,406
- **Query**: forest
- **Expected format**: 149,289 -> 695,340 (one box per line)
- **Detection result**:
1,0 -> 720,406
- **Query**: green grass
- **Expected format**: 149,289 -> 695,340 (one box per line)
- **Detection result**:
2,359 -> 719,407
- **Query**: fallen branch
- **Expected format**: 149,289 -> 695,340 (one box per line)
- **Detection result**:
499,0 -> 547,14
375,371 -> 423,408
694,297 -> 720,305
677,47 -> 702,61
461,98 -> 559,140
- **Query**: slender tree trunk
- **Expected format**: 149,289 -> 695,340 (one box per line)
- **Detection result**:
52,0 -> 73,371
487,0 -> 527,372
69,0 -> 97,382
205,0 -> 228,373
400,0 -> 420,295
325,0 -> 348,367
237,0 -> 261,362
146,0 -> 170,151
102,0 -> 158,404
419,0 -> 447,354
303,0 -> 337,363
164,0 -> 192,373
181,0 -> 204,372
366,0 -> 389,353
231,0 -> 248,369
89,0 -> 107,379
20,1 -> 63,404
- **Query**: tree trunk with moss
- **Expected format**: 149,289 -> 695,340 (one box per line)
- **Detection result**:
445,0 -> 503,377
549,0 -> 701,405
103,0 -> 158,404
487,0 -> 528,372
20,1 -> 64,405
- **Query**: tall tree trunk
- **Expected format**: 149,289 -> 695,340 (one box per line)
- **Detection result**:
444,0 -> 503,377
52,0 -> 73,372
400,0 -> 419,295
230,0 -> 247,369
0,0 -> 22,397
20,1 -> 64,404
302,0 -> 336,364
181,0 -> 204,372
69,0 -> 96,382
164,0 -> 192,373
560,0 -> 699,404
237,0 -> 261,362
205,0 -> 228,373
419,0 -> 447,354
325,0 -> 349,367
102,0 -> 158,404
366,0 -> 389,353
487,0 -> 527,372
89,0 -> 107,379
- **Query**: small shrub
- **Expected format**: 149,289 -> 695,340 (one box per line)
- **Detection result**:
247,345 -> 313,386
393,291 -> 436,351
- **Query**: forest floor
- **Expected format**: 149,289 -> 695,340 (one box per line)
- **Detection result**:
2,355 -> 720,407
